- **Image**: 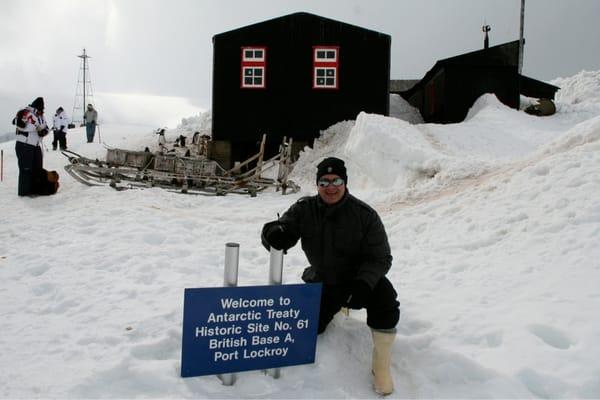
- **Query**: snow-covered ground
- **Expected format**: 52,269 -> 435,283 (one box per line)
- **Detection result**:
1,70 -> 599,398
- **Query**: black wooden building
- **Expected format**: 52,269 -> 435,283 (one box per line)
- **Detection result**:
211,12 -> 391,167
396,40 -> 559,124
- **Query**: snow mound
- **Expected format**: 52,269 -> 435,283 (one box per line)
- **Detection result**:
538,114 -> 600,157
290,113 -> 453,192
344,112 -> 447,188
290,112 -> 492,207
178,110 -> 212,137
288,120 -> 356,189
552,70 -> 600,105
465,93 -> 517,121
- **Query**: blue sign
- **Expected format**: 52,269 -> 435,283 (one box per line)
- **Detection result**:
181,283 -> 322,378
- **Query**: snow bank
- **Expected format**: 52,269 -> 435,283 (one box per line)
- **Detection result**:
178,111 -> 212,138
344,112 -> 446,188
1,70 -> 600,399
552,70 -> 600,105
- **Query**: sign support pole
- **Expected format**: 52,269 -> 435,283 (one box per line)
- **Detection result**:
218,242 -> 240,386
265,248 -> 284,379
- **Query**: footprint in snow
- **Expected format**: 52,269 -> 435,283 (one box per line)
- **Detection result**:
528,324 -> 574,349
142,233 -> 166,246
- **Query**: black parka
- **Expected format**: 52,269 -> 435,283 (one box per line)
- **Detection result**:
266,191 -> 392,289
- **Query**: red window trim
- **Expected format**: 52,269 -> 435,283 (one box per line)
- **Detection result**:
241,46 -> 267,89
313,46 -> 339,90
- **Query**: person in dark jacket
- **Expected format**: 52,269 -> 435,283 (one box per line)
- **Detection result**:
261,157 -> 399,395
52,106 -> 70,150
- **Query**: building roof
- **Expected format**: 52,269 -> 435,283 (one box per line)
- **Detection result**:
397,40 -> 559,99
213,11 -> 391,41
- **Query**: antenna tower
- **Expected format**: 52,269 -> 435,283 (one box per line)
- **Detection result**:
72,48 -> 95,125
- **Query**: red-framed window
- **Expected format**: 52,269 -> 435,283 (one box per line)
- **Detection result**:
313,46 -> 339,89
241,47 -> 267,89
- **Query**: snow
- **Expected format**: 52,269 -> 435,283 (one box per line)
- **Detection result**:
1,70 -> 600,398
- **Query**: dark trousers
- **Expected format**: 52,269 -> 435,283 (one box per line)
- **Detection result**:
15,141 -> 42,196
317,277 -> 400,334
52,130 -> 67,150
86,122 -> 96,143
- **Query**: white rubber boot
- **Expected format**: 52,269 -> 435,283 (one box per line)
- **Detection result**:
371,329 -> 396,395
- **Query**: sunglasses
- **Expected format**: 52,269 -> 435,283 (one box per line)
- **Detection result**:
318,177 -> 345,187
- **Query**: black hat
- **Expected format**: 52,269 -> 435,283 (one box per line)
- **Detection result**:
316,157 -> 347,184
56,106 -> 64,112
30,97 -> 44,111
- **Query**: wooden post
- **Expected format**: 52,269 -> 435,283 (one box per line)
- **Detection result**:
254,134 -> 267,179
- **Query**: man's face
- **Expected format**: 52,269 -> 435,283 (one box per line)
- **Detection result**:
317,174 -> 346,205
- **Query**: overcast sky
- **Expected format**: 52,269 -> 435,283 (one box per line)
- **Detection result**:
1,0 -> 599,132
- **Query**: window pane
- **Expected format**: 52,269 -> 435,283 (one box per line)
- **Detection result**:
327,51 -> 335,59
326,69 -> 334,77
316,78 -> 325,85
244,77 -> 253,85
326,78 -> 335,86
254,68 -> 263,76
245,50 -> 253,59
255,50 -> 263,58
316,69 -> 325,77
244,69 -> 253,76
254,77 -> 262,85
317,50 -> 326,59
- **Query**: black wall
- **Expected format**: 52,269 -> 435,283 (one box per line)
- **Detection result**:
444,66 -> 519,122
212,13 -> 390,160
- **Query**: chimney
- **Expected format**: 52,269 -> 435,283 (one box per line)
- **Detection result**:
482,25 -> 491,49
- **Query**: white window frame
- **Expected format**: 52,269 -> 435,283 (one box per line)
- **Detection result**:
241,46 -> 267,89
242,66 -> 265,88
242,48 -> 266,62
314,48 -> 338,62
313,46 -> 339,90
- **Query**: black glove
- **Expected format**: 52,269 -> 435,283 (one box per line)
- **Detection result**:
345,280 -> 372,310
38,128 -> 49,137
60,125 -> 65,131
261,221 -> 295,251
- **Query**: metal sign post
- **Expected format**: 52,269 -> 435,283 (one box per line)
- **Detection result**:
266,247 -> 284,379
218,242 -> 240,386
268,248 -> 284,285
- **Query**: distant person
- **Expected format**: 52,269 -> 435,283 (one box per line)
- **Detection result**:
261,157 -> 399,395
12,97 -> 59,196
84,103 -> 98,143
52,106 -> 70,150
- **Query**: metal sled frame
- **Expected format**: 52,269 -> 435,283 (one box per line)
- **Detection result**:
62,136 -> 299,197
